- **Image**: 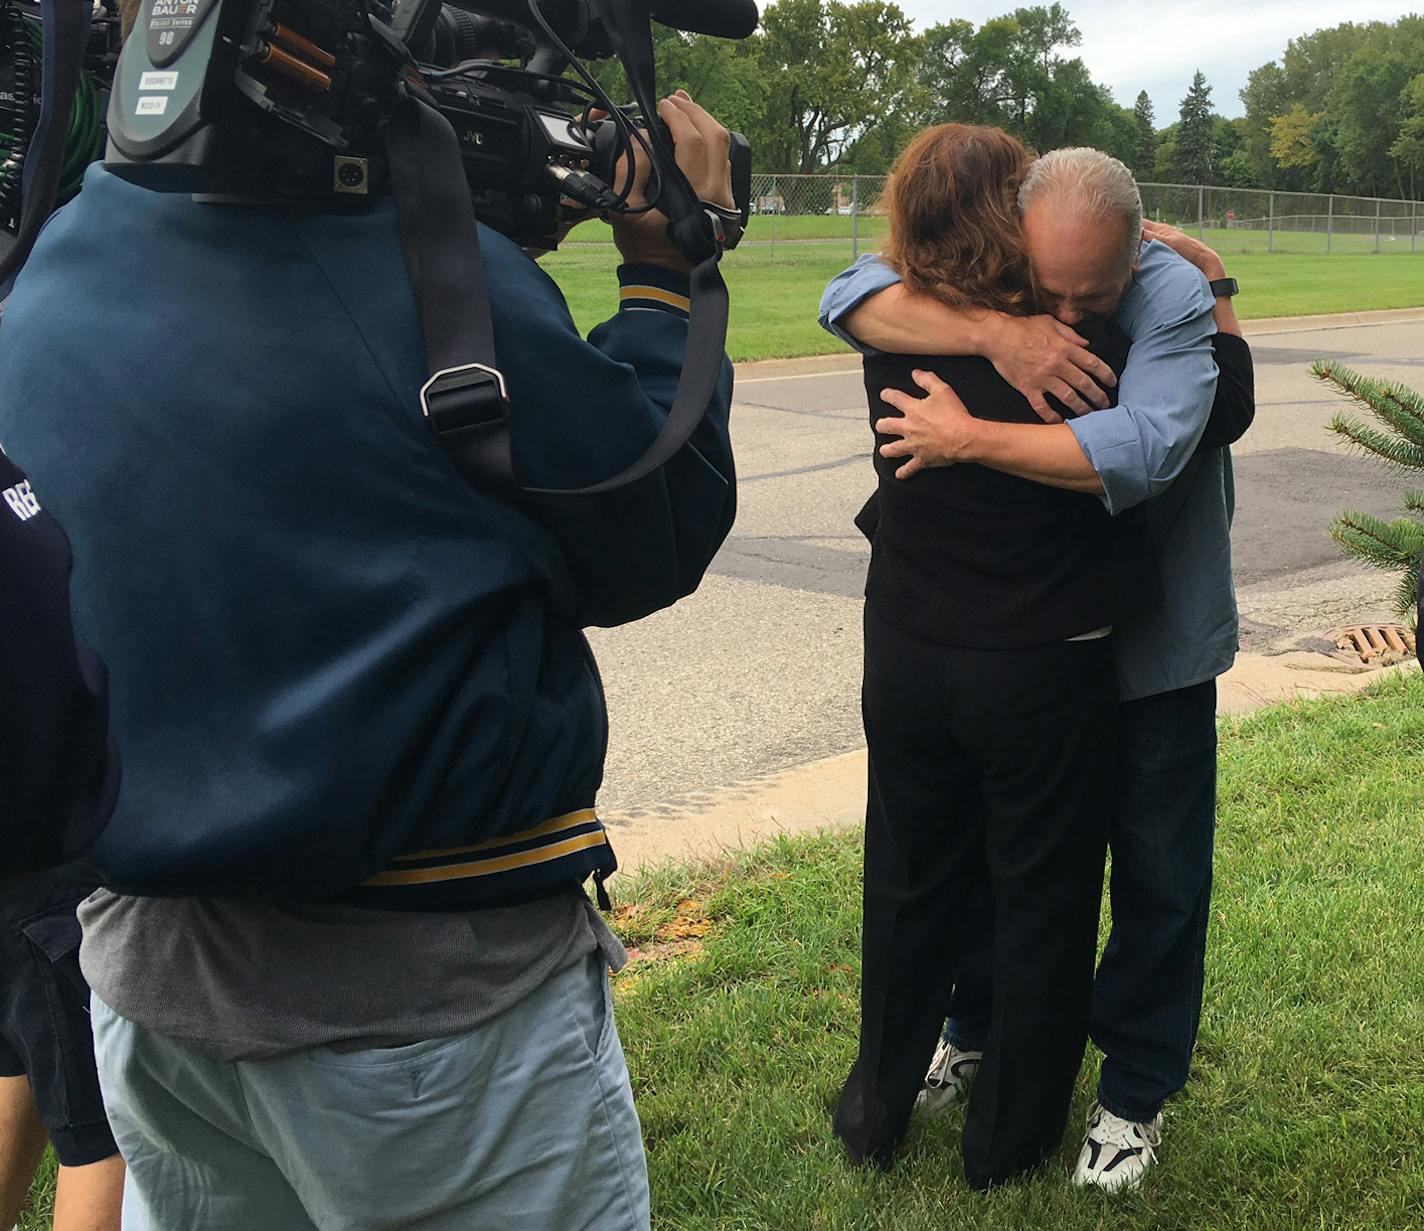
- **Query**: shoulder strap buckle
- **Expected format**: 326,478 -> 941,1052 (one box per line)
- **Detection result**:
419,363 -> 509,438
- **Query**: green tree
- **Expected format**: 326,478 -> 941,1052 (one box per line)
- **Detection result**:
751,0 -> 916,172
1175,70 -> 1215,183
1329,47 -> 1416,197
1131,91 -> 1158,180
1089,101 -> 1143,170
1389,74 -> 1424,199
905,17 -> 1018,129
1316,360 -> 1424,622
906,6 -> 1126,159
1238,16 -> 1424,196
1152,120 -> 1180,183
1238,62 -> 1293,187
1269,102 -> 1323,170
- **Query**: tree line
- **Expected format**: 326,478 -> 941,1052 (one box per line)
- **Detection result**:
628,1 -> 1424,200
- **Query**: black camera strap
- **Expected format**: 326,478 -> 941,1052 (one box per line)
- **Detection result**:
0,0 -> 89,290
387,88 -> 520,500
387,52 -> 730,501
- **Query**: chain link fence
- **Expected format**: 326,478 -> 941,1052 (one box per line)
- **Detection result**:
562,175 -> 1424,262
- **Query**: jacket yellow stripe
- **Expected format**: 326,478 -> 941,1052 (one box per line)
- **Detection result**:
365,830 -> 609,886
619,285 -> 691,312
392,808 -> 598,863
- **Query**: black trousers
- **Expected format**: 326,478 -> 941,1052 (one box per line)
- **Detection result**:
833,608 -> 1116,1189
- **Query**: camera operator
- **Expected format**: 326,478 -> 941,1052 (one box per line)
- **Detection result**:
0,4 -> 737,1220
1,444 -> 123,1230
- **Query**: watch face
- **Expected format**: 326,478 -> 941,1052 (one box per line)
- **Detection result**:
1211,278 -> 1240,297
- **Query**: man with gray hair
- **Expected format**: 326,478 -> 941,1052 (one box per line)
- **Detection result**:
821,143 -> 1248,1190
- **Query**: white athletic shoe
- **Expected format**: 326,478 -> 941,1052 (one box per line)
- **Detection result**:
915,1039 -> 983,1113
1072,1102 -> 1163,1191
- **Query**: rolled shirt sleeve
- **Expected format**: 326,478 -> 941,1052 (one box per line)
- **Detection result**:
819,254 -> 900,354
1067,242 -> 1219,515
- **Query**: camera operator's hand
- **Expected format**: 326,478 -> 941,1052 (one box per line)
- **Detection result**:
610,91 -> 734,273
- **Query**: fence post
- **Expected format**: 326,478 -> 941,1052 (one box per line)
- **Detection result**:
852,176 -> 860,260
1326,195 -> 1334,253
1268,190 -> 1275,253
1197,185 -> 1204,240
1414,199 -> 1419,255
769,174 -> 777,258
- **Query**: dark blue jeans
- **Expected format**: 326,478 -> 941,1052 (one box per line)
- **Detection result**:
945,680 -> 1218,1123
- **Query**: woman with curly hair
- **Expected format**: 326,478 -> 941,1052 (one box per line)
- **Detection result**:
831,124 -> 1157,1189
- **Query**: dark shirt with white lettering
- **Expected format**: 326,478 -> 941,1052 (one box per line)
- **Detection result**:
0,450 -> 118,876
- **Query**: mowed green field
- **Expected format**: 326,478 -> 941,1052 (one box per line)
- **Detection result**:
544,234 -> 1424,364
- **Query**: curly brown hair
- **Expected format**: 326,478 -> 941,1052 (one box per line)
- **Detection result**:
880,124 -> 1038,317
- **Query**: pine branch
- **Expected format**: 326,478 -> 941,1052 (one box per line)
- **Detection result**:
1326,415 -> 1424,471
1403,490 -> 1424,515
1392,567 -> 1420,624
1329,510 -> 1424,573
1313,360 -> 1424,450
1368,383 -> 1424,449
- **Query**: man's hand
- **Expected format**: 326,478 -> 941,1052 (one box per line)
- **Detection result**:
608,91 -> 734,273
1141,219 -> 1227,282
875,370 -> 979,479
982,314 -> 1117,423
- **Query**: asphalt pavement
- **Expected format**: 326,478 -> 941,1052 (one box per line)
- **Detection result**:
588,312 -> 1424,818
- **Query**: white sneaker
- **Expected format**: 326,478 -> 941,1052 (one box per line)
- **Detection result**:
915,1038 -> 983,1113
1072,1102 -> 1163,1191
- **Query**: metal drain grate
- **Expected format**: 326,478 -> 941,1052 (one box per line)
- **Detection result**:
1333,623 -> 1417,666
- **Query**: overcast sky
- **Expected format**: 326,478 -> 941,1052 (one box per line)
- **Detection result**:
895,2 -> 1422,119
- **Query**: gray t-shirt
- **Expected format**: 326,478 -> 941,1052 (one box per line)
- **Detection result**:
78,889 -> 626,1061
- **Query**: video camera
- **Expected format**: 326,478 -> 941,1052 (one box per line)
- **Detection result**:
0,0 -> 753,508
103,0 -> 755,251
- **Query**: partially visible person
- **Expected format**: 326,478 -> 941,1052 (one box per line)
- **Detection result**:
0,63 -> 736,1231
2,875 -> 124,1231
833,124 -> 1165,1191
2,444 -> 123,1230
822,150 -> 1253,1191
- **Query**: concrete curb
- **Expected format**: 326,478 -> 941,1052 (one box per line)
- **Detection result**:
604,653 -> 1419,876
731,308 -> 1424,384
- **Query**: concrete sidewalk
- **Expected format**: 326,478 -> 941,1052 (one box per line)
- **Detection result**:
603,652 -> 1419,876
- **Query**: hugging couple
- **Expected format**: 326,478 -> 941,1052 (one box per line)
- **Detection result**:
820,125 -> 1254,1191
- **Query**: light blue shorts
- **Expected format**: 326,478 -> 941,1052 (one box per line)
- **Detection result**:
91,955 -> 650,1230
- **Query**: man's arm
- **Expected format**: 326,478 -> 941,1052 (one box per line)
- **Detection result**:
820,257 -> 1117,419
875,245 -> 1219,505
875,370 -> 1102,492
497,92 -> 737,629
1,451 -> 120,872
1065,266 -> 1219,513
1140,220 -> 1254,453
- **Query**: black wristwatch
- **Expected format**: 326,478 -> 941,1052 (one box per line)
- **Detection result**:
1209,277 -> 1239,299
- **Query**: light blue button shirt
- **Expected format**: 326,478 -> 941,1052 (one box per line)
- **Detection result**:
820,243 -> 1238,700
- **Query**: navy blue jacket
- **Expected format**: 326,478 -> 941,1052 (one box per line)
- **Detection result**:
0,167 -> 735,907
0,449 -> 119,875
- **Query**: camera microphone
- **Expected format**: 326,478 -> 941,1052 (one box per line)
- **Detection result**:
647,0 -> 758,40
433,0 -> 759,42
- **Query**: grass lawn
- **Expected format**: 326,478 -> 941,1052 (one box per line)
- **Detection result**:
606,674 -> 1424,1230
545,240 -> 1424,363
